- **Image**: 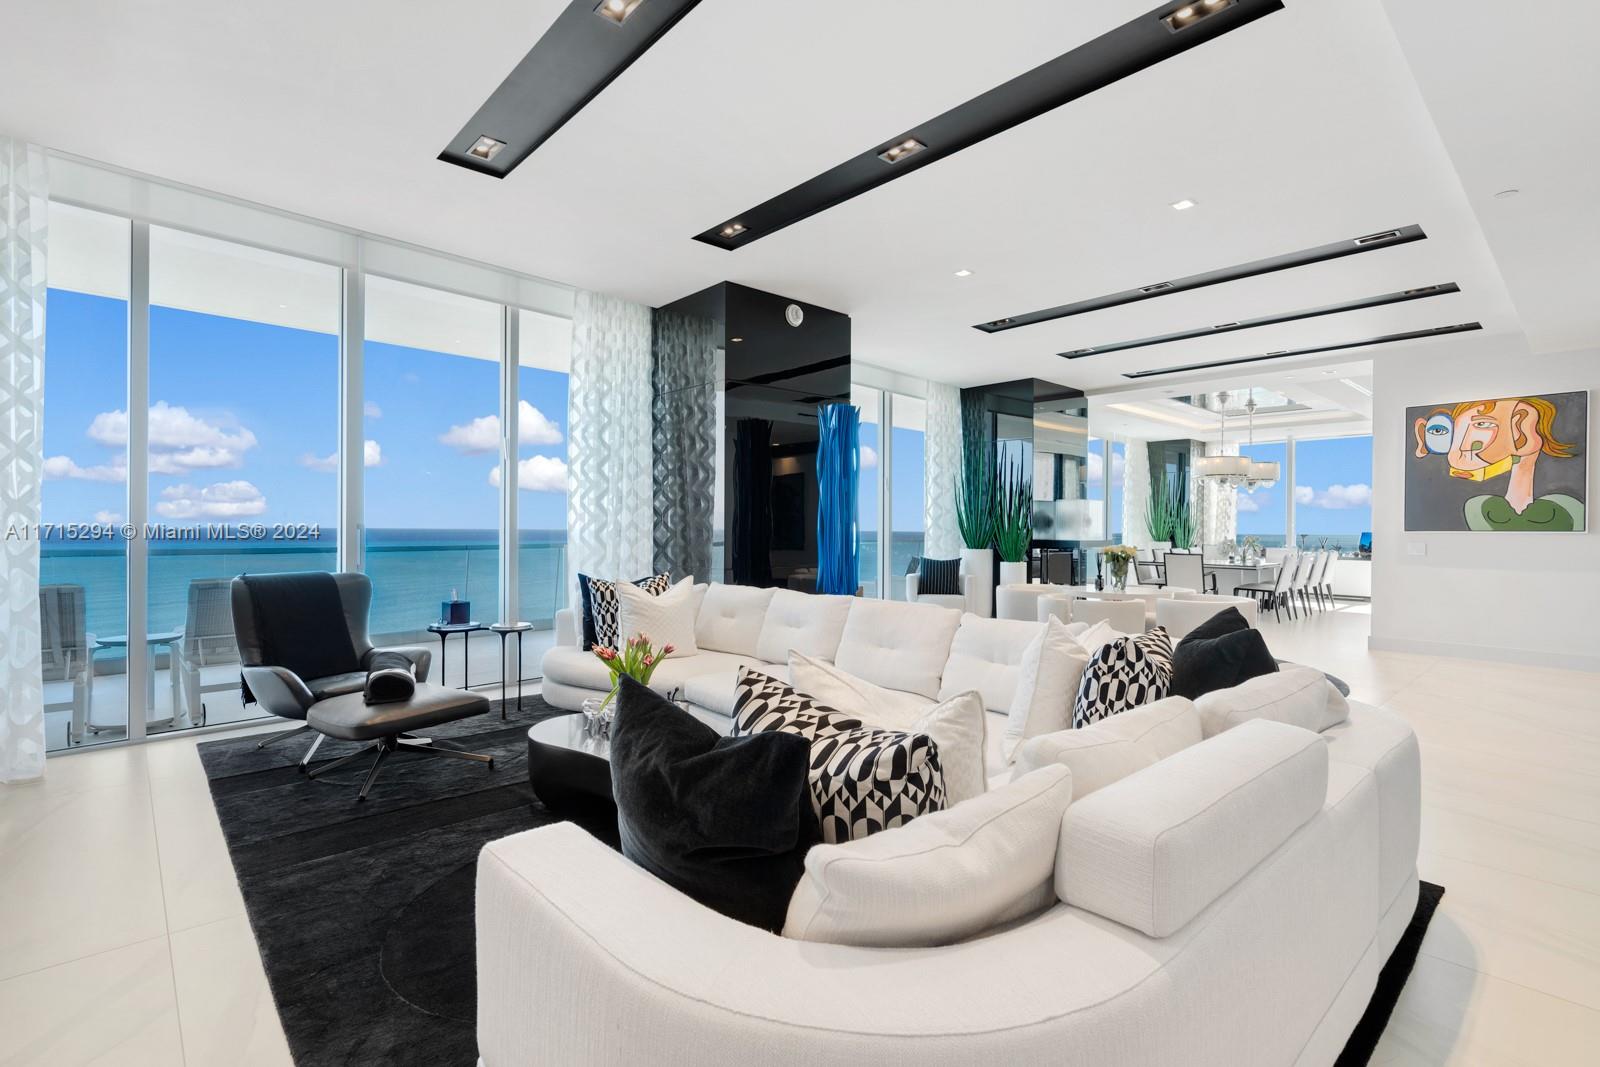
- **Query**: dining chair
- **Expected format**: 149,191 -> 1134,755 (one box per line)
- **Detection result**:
1319,550 -> 1338,605
1162,552 -> 1217,595
1234,551 -> 1297,622
1290,551 -> 1319,616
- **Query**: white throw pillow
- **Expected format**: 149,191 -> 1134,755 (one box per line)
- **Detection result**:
1193,665 -> 1345,738
1001,616 -> 1090,764
1011,696 -> 1201,797
788,651 -> 987,806
1072,618 -> 1119,655
614,576 -> 700,659
694,583 -> 776,657
783,765 -> 1073,947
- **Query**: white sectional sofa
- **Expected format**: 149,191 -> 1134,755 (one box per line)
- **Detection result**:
495,585 -> 1422,1067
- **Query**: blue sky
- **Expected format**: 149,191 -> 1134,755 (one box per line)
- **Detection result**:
43,289 -> 572,532
1238,436 -> 1372,536
856,423 -> 925,533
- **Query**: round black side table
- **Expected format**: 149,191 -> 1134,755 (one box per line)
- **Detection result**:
489,621 -> 535,718
427,621 -> 485,689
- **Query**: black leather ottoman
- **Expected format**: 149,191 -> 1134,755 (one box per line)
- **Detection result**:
306,684 -> 495,800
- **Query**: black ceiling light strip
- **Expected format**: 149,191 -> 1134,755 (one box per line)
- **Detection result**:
979,224 -> 1428,333
1060,283 -> 1460,358
694,0 -> 1284,249
439,0 -> 704,179
1120,323 -> 1483,379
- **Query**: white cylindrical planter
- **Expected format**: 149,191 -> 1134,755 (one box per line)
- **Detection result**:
961,547 -> 994,618
999,561 -> 1028,588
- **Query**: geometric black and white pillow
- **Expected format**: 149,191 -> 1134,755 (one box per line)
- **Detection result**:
732,668 -> 946,843
807,723 -> 947,844
1073,626 -> 1174,728
731,668 -> 863,738
580,572 -> 670,651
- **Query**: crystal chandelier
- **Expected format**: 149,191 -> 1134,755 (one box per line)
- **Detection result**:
1196,391 -> 1279,492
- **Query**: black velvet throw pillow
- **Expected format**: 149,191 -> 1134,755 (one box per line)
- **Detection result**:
1170,607 -> 1279,700
608,676 -> 820,932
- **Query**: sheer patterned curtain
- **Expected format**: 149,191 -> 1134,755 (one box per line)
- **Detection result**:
1121,440 -> 1153,548
1,139 -> 47,783
1196,440 -> 1238,548
566,290 -> 653,602
922,381 -> 961,559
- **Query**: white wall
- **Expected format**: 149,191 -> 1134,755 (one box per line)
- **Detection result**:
1370,337 -> 1598,671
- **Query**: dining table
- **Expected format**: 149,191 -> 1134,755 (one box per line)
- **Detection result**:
1201,559 -> 1282,593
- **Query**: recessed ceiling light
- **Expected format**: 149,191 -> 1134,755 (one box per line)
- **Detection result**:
954,269 -> 973,277
595,0 -> 645,25
730,337 -> 744,343
1493,188 -> 1520,199
718,222 -> 747,239
1171,198 -> 1198,211
1164,0 -> 1236,33
467,135 -> 506,161
877,138 -> 927,164
278,303 -> 288,309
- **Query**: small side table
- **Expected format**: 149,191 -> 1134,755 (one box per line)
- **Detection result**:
489,622 -> 534,718
427,622 -> 485,690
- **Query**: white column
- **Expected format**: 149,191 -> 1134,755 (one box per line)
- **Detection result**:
1122,440 -> 1152,548
337,264 -> 364,573
126,222 -> 150,741
922,382 -> 962,559
499,306 -> 520,683
1285,435 -> 1297,550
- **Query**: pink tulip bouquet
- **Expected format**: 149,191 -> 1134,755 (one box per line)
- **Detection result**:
591,633 -> 675,709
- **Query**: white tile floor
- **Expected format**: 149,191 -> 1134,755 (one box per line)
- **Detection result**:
2,602 -> 1597,1065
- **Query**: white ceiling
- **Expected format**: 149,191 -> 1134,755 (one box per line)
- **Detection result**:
4,0 -> 1592,399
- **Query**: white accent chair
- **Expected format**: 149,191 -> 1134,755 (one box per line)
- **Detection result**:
1069,596 -> 1146,635
905,572 -> 975,613
1155,594 -> 1259,640
995,583 -> 1067,622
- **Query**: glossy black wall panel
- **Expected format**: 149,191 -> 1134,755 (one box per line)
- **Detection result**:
652,283 -> 850,588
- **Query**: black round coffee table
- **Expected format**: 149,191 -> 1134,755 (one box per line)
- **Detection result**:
527,707 -> 726,849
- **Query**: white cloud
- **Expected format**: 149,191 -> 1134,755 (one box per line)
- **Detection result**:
300,439 -> 382,471
860,445 -> 878,470
87,401 -> 257,473
518,402 -> 563,446
1235,494 -> 1262,513
1085,448 -> 1125,488
364,401 -> 383,419
94,509 -> 122,524
489,455 -> 569,493
1294,483 -> 1372,510
44,454 -> 127,482
441,401 -> 563,454
155,480 -> 267,519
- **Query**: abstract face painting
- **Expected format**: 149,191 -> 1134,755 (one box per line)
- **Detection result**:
1405,391 -> 1588,532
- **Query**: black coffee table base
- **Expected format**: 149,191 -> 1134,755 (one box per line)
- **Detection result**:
527,727 -> 621,849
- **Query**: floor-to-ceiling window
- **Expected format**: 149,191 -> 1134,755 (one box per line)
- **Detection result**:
144,226 -> 340,734
854,384 -> 881,597
1236,441 -> 1289,548
40,204 -> 130,750
515,307 -> 572,678
1293,435 -> 1373,555
363,276 -> 503,688
1108,441 -> 1126,543
887,395 -> 926,600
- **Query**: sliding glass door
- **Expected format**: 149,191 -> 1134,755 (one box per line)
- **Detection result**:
144,226 -> 341,733
40,204 -> 130,750
363,276 -> 503,688
515,308 -> 573,679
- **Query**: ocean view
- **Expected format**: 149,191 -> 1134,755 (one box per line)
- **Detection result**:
38,528 -> 939,639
